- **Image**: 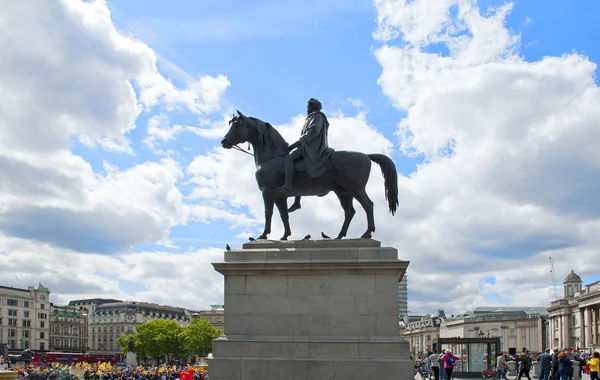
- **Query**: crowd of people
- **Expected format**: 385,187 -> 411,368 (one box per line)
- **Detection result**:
0,358 -> 210,380
413,347 -> 600,380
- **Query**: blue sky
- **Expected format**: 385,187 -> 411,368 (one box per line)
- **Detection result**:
2,0 -> 600,313
103,0 -> 600,253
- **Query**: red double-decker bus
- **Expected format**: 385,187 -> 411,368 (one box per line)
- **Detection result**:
8,351 -> 120,365
42,352 -> 120,364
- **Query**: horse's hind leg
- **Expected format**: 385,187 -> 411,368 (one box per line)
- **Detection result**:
258,188 -> 275,239
334,190 -> 355,239
354,189 -> 375,239
275,197 -> 291,240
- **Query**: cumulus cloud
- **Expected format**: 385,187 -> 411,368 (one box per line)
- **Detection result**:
184,0 -> 600,315
0,0 -> 233,308
372,0 -> 600,313
2,0 -> 599,317
0,0 -> 230,255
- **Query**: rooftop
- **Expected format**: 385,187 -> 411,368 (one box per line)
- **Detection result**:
68,298 -> 123,306
95,301 -> 190,316
0,285 -> 30,292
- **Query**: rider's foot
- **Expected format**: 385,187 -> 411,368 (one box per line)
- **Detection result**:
274,184 -> 292,192
288,202 -> 301,213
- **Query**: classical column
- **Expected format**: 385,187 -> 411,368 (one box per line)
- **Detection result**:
516,325 -> 523,353
580,308 -> 585,349
585,308 -> 592,348
562,314 -> 570,348
593,308 -> 598,346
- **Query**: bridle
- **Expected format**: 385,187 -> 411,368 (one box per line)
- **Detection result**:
232,143 -> 254,157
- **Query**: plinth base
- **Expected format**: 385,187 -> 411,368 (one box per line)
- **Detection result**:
126,352 -> 137,367
210,239 -> 413,380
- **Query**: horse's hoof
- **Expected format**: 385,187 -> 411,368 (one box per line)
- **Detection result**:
360,232 -> 372,239
257,234 -> 268,240
280,236 -> 288,241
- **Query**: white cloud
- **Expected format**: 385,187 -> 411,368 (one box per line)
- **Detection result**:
371,0 -> 600,314
2,0 -> 600,319
0,0 -> 228,254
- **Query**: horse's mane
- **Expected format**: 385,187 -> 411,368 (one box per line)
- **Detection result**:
249,117 -> 289,150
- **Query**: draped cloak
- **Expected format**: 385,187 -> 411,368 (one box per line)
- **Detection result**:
298,111 -> 334,178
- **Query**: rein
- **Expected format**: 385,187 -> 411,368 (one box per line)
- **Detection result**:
232,144 -> 254,157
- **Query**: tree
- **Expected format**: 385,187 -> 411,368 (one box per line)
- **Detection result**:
183,319 -> 222,358
129,320 -> 185,362
117,334 -> 138,356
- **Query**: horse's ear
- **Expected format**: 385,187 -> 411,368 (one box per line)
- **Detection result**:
237,110 -> 246,118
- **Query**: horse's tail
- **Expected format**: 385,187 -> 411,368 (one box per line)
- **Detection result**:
368,154 -> 399,215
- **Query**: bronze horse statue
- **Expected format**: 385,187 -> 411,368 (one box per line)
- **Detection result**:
221,111 -> 398,240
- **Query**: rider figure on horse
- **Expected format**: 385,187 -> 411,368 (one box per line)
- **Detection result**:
275,98 -> 334,212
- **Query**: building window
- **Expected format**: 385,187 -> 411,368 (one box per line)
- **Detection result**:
24,301 -> 30,308
64,341 -> 69,348
8,319 -> 17,326
54,339 -> 60,348
24,311 -> 30,318
7,299 -> 18,306
38,313 -> 47,319
22,320 -> 31,327
41,304 -> 45,310
73,340 -> 78,348
40,321 -> 45,328
40,332 -> 45,339
40,342 -> 44,351
23,330 -> 29,338
8,309 -> 18,317
9,329 -> 16,337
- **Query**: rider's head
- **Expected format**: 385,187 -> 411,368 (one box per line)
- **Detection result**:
307,98 -> 322,114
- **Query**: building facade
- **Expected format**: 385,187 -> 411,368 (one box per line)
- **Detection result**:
49,304 -> 89,352
0,284 -> 51,351
404,310 -> 445,356
547,270 -> 600,351
404,307 -> 547,356
440,307 -> 547,355
190,304 -> 225,332
398,275 -> 408,323
84,301 -> 191,353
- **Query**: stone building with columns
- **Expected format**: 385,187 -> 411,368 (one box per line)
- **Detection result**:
547,270 -> 600,351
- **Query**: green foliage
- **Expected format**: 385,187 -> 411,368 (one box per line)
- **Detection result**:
135,320 -> 185,361
183,319 -> 222,358
116,334 -> 139,356
117,318 -> 221,362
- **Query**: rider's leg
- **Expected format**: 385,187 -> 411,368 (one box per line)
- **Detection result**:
275,151 -> 301,192
288,196 -> 301,213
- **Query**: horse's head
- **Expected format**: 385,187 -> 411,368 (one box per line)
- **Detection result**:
221,110 -> 252,149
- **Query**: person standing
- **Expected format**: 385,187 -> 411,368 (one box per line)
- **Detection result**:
537,349 -> 552,380
427,350 -> 441,380
588,352 -> 600,380
558,352 -> 574,380
440,350 -> 460,380
497,352 -> 507,380
517,353 -> 532,380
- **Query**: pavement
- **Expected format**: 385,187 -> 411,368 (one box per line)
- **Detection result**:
414,374 -> 593,380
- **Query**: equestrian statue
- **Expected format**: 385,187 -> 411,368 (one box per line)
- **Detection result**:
221,98 -> 398,240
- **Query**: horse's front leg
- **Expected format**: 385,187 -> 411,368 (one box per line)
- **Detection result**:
275,197 -> 292,240
257,188 -> 275,239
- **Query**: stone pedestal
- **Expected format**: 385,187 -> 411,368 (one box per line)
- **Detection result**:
126,352 -> 137,367
210,239 -> 412,380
